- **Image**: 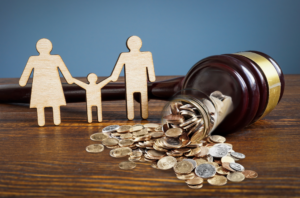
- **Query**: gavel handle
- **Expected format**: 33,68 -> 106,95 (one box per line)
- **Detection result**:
0,76 -> 184,103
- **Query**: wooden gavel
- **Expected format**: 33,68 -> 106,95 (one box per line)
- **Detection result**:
0,51 -> 284,133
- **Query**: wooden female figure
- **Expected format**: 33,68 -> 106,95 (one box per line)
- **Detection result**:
19,38 -> 74,126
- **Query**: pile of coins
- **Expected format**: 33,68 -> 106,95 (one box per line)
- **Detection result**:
86,122 -> 258,189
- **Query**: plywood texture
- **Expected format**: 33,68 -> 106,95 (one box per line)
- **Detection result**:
0,75 -> 299,197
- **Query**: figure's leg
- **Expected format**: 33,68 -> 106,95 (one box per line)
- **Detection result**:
97,104 -> 102,122
87,105 -> 93,123
140,91 -> 149,119
52,106 -> 61,125
37,107 -> 45,126
126,92 -> 135,120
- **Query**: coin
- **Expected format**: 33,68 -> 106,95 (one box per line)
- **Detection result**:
130,125 -> 144,132
117,125 -> 132,133
229,163 -> 245,172
102,138 -> 119,146
165,128 -> 183,137
186,176 -> 203,185
120,133 -> 133,139
227,172 -> 245,182
144,123 -> 160,129
185,147 -> 202,157
119,161 -> 136,170
207,175 -> 227,186
221,156 -> 235,163
174,160 -> 194,174
209,135 -> 226,143
242,170 -> 258,178
102,125 -> 120,133
163,137 -> 182,148
194,158 -> 207,166
151,161 -> 159,169
157,156 -> 177,170
111,147 -> 132,158
164,114 -> 184,124
176,172 -> 195,180
132,128 -> 148,137
216,166 -> 230,175
222,162 -> 235,172
187,184 -> 203,189
147,149 -> 166,159
119,139 -> 134,147
209,145 -> 228,158
196,146 -> 209,157
130,149 -> 143,158
90,133 -> 109,141
195,163 -> 216,178
150,132 -> 164,138
86,144 -> 104,153
230,152 -> 246,159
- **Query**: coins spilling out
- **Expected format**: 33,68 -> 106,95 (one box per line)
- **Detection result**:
86,102 -> 258,189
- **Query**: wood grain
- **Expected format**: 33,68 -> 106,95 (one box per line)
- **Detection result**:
110,36 -> 156,120
0,75 -> 299,197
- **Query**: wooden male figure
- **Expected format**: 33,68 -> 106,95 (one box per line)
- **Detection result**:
110,36 -> 156,120
73,74 -> 111,123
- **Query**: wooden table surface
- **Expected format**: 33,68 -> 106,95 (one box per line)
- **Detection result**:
0,75 -> 299,198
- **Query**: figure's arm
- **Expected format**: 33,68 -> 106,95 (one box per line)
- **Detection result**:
57,56 -> 74,84
97,77 -> 112,89
19,57 -> 34,87
73,78 -> 88,89
147,52 -> 156,82
110,54 -> 125,82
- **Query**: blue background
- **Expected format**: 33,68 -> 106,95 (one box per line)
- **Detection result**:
0,0 -> 300,78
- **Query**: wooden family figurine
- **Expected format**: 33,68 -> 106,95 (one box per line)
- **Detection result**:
19,36 -> 156,126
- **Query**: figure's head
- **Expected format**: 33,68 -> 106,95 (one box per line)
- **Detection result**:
127,36 -> 142,51
87,73 -> 98,83
36,38 -> 52,54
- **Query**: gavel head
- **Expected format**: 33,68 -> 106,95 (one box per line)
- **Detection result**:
162,51 -> 284,139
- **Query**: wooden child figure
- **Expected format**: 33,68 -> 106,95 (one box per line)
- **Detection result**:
73,74 -> 112,123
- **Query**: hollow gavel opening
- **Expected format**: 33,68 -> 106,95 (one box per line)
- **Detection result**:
0,51 -> 284,133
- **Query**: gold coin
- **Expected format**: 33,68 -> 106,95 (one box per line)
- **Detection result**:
186,176 -> 204,185
227,172 -> 245,182
120,133 -> 133,139
86,144 -> 104,153
209,135 -> 226,143
176,172 -> 195,180
216,167 -> 230,175
221,156 -> 235,163
242,170 -> 258,178
194,158 -> 207,166
151,161 -> 159,169
157,156 -> 177,170
190,126 -> 205,144
147,149 -> 166,159
207,175 -> 227,186
128,156 -> 141,162
222,162 -> 235,172
173,160 -> 194,174
102,138 -> 119,146
90,133 -> 109,141
119,139 -> 134,147
155,125 -> 163,131
130,125 -> 144,132
185,147 -> 201,157
187,184 -> 203,189
165,128 -> 183,137
133,128 -> 148,136
119,161 -> 136,170
111,147 -> 132,158
144,123 -> 160,129
117,125 -> 132,133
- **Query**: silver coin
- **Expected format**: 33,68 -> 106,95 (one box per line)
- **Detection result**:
102,125 -> 120,133
214,143 -> 231,151
183,159 -> 197,168
195,163 -> 216,178
229,163 -> 245,172
230,152 -> 245,159
209,146 -> 228,158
